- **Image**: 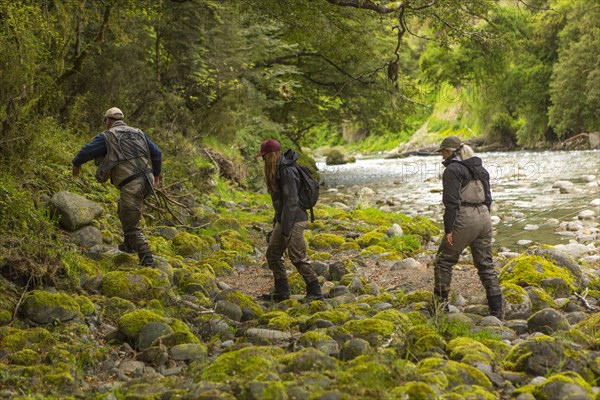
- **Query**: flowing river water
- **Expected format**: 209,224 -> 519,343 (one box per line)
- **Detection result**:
317,150 -> 600,250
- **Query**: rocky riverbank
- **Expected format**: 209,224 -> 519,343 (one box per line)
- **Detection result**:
0,187 -> 599,399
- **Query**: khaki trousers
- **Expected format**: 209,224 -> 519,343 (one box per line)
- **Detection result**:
434,205 -> 501,297
266,221 -> 318,283
118,176 -> 151,255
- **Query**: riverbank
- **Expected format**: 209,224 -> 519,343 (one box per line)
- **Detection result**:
0,150 -> 599,398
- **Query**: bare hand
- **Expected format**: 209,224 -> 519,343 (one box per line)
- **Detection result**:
72,166 -> 81,176
446,233 -> 453,246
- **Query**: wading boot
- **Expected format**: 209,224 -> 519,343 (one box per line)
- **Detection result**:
118,242 -> 136,253
487,294 -> 504,320
139,252 -> 155,267
259,278 -> 290,302
301,280 -> 324,303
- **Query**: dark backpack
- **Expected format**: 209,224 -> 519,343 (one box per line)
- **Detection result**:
296,165 -> 320,222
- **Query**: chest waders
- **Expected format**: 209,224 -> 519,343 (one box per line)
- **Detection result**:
433,163 -> 503,319
97,125 -> 156,266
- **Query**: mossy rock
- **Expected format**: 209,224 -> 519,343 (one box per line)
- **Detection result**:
308,310 -> 352,325
371,309 -> 413,333
447,337 -> 496,366
312,251 -> 332,261
359,245 -> 388,256
416,358 -> 492,390
442,385 -> 498,399
356,229 -> 387,248
100,297 -> 136,323
385,234 -> 422,257
118,309 -> 165,338
389,382 -> 437,400
204,260 -> 235,276
309,233 -> 346,250
259,311 -> 297,331
75,295 -> 96,316
148,236 -> 176,258
20,290 -> 83,325
202,346 -> 284,382
172,232 -> 216,258
520,371 -> 593,399
504,335 -> 592,379
280,347 -> 338,373
182,270 -> 219,296
218,230 -> 254,255
398,290 -> 434,307
342,318 -> 395,347
573,313 -> 600,341
215,289 -> 263,317
405,325 -> 447,359
2,327 -> 55,352
401,216 -> 440,243
499,255 -> 578,291
101,269 -> 168,301
340,240 -> 361,251
10,348 -> 40,366
338,360 -> 395,389
214,217 -> 243,231
526,287 -> 558,313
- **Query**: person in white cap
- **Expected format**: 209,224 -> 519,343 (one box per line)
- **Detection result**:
72,107 -> 162,267
433,136 -> 503,319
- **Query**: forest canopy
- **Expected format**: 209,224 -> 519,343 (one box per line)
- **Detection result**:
0,0 -> 598,162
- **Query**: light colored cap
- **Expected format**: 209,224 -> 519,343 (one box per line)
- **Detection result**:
435,136 -> 463,152
104,107 -> 124,120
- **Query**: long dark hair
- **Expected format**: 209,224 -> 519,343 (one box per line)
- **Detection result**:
263,151 -> 281,193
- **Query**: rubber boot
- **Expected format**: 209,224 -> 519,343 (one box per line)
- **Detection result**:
487,294 -> 504,320
301,280 -> 324,303
139,252 -> 155,267
259,278 -> 290,302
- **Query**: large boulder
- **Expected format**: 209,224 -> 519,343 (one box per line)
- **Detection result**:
49,191 -> 103,231
21,290 -> 83,324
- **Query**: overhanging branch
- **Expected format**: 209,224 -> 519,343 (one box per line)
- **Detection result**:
325,0 -> 404,14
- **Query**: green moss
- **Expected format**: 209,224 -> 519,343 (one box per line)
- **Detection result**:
218,290 -> 263,316
356,229 -> 387,248
385,235 -> 422,256
75,295 -> 95,316
312,251 -> 332,261
0,310 -> 11,325
22,290 -> 82,321
101,297 -> 135,322
499,255 -> 577,289
260,312 -> 297,331
288,272 -> 307,295
308,310 -> 352,325
118,309 -> 164,338
340,240 -> 361,251
298,331 -> 335,347
148,236 -> 176,258
443,385 -> 497,399
342,318 -> 395,346
214,217 -> 243,231
528,287 -> 558,312
359,245 -> 388,256
398,290 -> 434,306
372,309 -> 413,333
502,283 -> 527,304
406,325 -> 446,358
573,313 -> 600,341
10,349 -> 40,366
339,360 -> 395,388
2,327 -> 55,352
309,233 -> 346,250
202,346 -> 284,382
218,230 -> 254,254
390,382 -> 437,399
524,371 -> 593,398
417,358 -> 492,390
172,232 -> 216,257
101,271 -> 153,301
503,335 -> 554,371
447,337 -> 495,366
206,260 -> 235,276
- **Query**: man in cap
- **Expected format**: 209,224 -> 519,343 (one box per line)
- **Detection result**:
433,136 -> 503,319
72,107 -> 162,266
257,139 -> 323,303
